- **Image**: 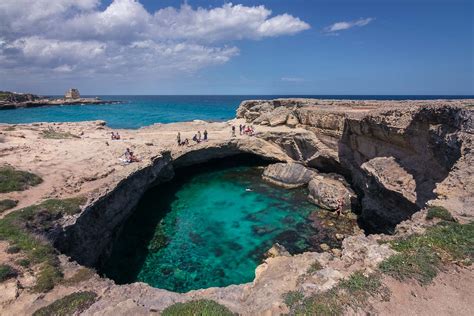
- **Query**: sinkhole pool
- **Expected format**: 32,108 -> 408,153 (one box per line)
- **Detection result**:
99,158 -> 355,293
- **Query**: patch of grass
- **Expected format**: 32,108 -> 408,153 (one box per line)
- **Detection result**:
162,299 -> 234,316
0,166 -> 43,193
287,272 -> 387,316
426,206 -> 455,221
380,222 -> 474,285
306,261 -> 322,274
0,264 -> 17,282
0,199 -> 18,213
283,291 -> 304,309
62,268 -> 95,286
16,258 -> 30,267
33,291 -> 97,316
0,197 -> 86,292
34,262 -> 63,293
41,128 -> 79,139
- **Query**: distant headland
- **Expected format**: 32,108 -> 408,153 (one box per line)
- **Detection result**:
0,88 -> 121,110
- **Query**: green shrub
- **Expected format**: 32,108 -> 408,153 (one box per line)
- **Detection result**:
0,264 -> 17,282
283,291 -> 304,309
0,166 -> 42,193
162,300 -> 234,316
0,199 -> 18,213
33,291 -> 97,316
16,258 -> 30,267
426,206 -> 454,221
306,261 -> 322,274
0,197 -> 86,292
380,222 -> 473,284
6,245 -> 20,253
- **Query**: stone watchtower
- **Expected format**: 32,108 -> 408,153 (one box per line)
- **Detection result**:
65,88 -> 80,99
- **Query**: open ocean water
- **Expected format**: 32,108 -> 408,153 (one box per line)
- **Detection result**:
0,95 -> 472,129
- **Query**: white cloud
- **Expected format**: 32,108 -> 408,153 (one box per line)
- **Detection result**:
0,0 -> 309,79
324,18 -> 374,34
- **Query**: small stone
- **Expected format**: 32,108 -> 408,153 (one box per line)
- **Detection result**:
331,248 -> 342,257
265,243 -> 290,258
335,233 -> 344,240
320,243 -> 330,251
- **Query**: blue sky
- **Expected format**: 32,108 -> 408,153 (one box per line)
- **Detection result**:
0,0 -> 472,95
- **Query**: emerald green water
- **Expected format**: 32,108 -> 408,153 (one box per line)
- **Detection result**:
100,158 -> 341,293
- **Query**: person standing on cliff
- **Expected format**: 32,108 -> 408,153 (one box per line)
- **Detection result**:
231,125 -> 236,137
336,198 -> 344,217
203,130 -> 208,141
197,131 -> 201,142
239,124 -> 243,135
177,132 -> 181,146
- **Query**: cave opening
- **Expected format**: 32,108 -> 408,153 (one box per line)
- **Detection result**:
96,154 -> 358,293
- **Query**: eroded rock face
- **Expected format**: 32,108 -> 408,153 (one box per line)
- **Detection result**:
307,174 -> 356,210
238,99 -> 474,232
262,162 -> 316,188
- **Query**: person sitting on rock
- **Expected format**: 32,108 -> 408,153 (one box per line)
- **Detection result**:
192,134 -> 200,143
124,148 -> 140,163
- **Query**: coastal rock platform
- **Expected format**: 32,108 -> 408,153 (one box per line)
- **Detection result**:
0,98 -> 473,315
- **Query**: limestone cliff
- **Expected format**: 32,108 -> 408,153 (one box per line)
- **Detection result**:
237,98 -> 474,232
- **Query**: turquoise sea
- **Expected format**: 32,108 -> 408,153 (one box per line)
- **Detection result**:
1,95 -> 472,129
99,158 -> 355,293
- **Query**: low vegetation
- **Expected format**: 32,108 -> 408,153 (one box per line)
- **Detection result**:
33,291 -> 97,316
162,299 -> 234,316
306,261 -> 322,274
284,272 -> 388,315
62,267 -> 95,286
426,206 -> 455,221
0,166 -> 42,193
41,127 -> 79,139
0,199 -> 18,213
0,264 -> 17,282
379,221 -> 473,284
0,197 -> 86,292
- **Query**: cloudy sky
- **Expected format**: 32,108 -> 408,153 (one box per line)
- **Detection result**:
0,0 -> 472,95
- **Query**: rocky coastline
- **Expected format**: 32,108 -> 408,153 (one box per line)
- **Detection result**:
0,98 -> 473,315
0,91 -> 121,110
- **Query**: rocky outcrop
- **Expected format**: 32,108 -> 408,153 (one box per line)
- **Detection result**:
54,152 -> 175,267
307,174 -> 356,211
262,162 -> 316,188
237,99 -> 474,232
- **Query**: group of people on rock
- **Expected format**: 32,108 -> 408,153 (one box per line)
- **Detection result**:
240,124 -> 255,136
177,130 -> 208,146
123,147 -> 140,163
110,132 -> 121,140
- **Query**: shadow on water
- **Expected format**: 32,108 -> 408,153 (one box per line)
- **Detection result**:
98,154 -> 270,284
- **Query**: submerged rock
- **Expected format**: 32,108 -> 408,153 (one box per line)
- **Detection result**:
262,162 -> 317,188
307,174 -> 356,211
